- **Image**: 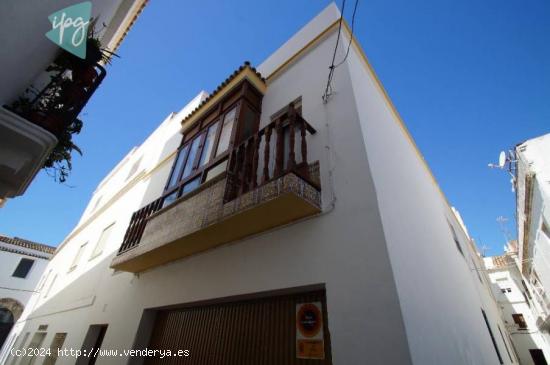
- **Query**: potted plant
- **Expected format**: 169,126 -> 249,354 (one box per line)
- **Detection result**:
7,24 -> 114,183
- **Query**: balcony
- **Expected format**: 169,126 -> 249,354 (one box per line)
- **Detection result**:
0,55 -> 106,199
111,112 -> 321,273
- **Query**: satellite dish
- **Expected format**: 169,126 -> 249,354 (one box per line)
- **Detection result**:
498,151 -> 506,168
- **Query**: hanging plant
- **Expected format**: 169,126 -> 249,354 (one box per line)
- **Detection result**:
43,117 -> 84,183
8,22 -> 115,183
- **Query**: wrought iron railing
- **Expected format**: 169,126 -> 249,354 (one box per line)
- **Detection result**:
7,62 -> 106,137
118,197 -> 163,254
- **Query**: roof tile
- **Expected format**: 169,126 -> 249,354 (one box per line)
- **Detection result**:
0,235 -> 55,255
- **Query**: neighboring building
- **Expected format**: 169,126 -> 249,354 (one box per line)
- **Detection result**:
0,0 -> 148,201
485,246 -> 550,365
515,133 -> 550,332
0,235 -> 55,354
0,4 -> 520,365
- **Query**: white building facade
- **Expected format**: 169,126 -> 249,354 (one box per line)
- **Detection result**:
0,235 -> 54,359
0,4 -> 520,365
485,249 -> 550,365
516,134 -> 550,332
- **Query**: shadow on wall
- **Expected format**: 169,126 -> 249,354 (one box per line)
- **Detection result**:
0,298 -> 24,352
0,130 -> 183,360
3,252 -> 137,363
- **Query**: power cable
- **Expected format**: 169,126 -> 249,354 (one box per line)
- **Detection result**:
322,0 -> 346,103
322,0 -> 360,103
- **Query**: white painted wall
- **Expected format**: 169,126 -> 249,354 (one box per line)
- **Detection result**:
485,255 -> 550,365
344,20 -> 516,365
0,245 -> 51,364
0,250 -> 49,307
516,134 -> 550,321
0,4 -> 521,365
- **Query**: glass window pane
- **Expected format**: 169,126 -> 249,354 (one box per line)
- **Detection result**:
216,107 -> 237,156
238,104 -> 257,142
182,137 -> 201,179
182,177 -> 201,194
199,121 -> 219,167
162,191 -> 178,208
205,160 -> 228,182
167,145 -> 188,189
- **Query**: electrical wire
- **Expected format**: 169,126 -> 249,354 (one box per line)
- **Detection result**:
322,0 -> 346,103
322,0 -> 360,103
334,0 -> 359,68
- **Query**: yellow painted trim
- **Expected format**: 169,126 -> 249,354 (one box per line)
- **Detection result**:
181,68 -> 267,134
342,22 -> 459,215
266,20 -> 341,83
264,18 -> 466,236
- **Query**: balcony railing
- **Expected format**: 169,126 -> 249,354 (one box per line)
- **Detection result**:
118,197 -> 163,254
6,62 -> 106,137
113,106 -> 321,271
225,110 -> 317,202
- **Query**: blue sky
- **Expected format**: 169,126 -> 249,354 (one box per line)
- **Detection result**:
1,0 -> 549,256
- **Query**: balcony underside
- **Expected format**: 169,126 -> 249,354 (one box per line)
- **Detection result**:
0,107 -> 57,199
111,171 -> 321,273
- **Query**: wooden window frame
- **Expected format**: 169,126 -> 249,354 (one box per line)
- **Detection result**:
512,313 -> 527,329
162,79 -> 263,204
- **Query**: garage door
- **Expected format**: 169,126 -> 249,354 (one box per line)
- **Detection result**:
146,290 -> 332,365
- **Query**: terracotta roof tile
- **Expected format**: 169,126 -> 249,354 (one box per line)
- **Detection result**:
111,0 -> 149,53
181,61 -> 265,126
0,235 -> 55,255
492,255 -> 513,268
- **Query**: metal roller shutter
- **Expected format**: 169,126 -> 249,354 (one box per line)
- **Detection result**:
146,290 -> 331,365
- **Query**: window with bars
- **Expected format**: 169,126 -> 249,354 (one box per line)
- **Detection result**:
12,258 -> 34,278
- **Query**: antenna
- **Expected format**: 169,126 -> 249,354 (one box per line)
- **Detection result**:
488,149 -> 518,191
496,216 -> 514,243
480,244 -> 490,257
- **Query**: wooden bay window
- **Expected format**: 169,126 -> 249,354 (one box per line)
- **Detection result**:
162,79 -> 262,207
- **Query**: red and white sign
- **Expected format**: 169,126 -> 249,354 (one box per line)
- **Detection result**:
296,302 -> 325,359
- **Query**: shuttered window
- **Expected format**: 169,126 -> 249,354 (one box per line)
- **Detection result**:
12,258 -> 34,278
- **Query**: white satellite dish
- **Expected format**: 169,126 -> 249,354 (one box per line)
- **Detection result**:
498,151 -> 506,168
